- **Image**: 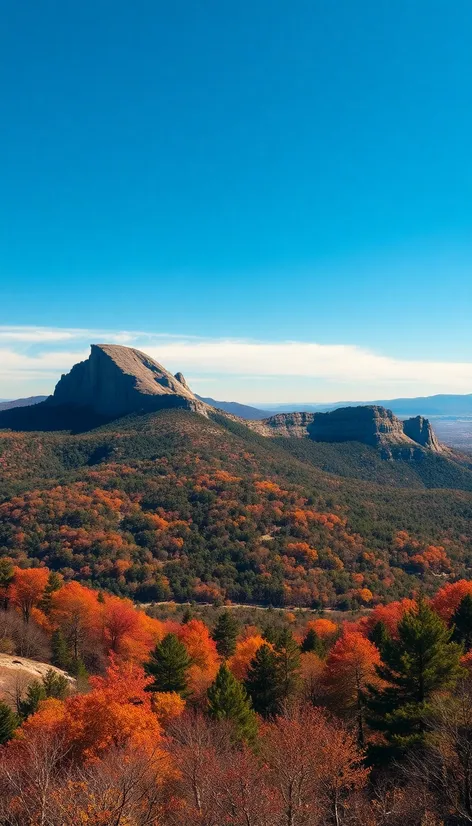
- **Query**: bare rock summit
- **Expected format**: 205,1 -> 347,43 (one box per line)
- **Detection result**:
50,344 -> 208,418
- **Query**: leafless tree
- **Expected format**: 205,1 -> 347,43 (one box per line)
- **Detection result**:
0,727 -> 71,826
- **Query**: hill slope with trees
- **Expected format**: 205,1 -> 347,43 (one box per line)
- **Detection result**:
1,408 -> 472,608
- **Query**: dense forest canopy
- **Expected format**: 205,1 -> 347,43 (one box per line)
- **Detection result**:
1,409 -> 472,608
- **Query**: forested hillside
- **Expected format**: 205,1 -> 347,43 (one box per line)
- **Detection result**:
1,409 -> 472,608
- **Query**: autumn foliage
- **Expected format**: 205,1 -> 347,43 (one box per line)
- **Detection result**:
2,566 -> 472,823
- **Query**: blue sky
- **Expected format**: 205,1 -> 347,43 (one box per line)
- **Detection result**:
1,1 -> 472,402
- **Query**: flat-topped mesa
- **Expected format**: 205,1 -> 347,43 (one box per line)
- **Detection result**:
248,405 -> 443,453
307,406 -> 409,447
49,344 -> 208,418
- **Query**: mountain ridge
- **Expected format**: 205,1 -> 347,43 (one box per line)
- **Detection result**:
0,395 -> 48,412
267,392 -> 472,416
0,344 -> 451,464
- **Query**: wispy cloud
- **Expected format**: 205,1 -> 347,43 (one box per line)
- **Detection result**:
0,326 -> 471,402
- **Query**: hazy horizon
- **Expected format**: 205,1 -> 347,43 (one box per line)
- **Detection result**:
1,326 -> 472,406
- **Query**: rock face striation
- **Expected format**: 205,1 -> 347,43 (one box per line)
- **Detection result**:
252,412 -> 318,438
402,415 -> 441,450
249,406 -> 443,454
49,344 -> 208,419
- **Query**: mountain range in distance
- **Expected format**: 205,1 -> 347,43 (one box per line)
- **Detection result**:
267,394 -> 472,417
192,394 -> 472,420
196,394 -> 472,419
3,387 -> 472,421
0,395 -> 48,411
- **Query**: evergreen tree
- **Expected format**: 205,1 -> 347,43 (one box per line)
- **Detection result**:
452,594 -> 472,651
367,598 -> 463,763
262,620 -> 283,646
212,610 -> 239,658
70,656 -> 89,690
42,668 -> 69,700
274,627 -> 301,701
245,644 -> 281,718
0,558 -> 14,611
19,680 -> 46,719
207,663 -> 258,744
301,627 -> 324,656
0,701 -> 18,745
368,620 -> 391,655
144,633 -> 190,695
51,629 -> 71,670
38,571 -> 62,614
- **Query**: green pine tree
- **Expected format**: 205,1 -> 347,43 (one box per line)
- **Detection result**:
245,644 -> 282,718
70,656 -> 89,690
273,627 -> 301,701
262,621 -> 282,646
0,558 -> 14,611
207,663 -> 258,744
301,627 -> 325,656
367,598 -> 464,763
368,620 -> 390,655
51,629 -> 71,670
38,571 -> 62,614
0,701 -> 18,744
452,594 -> 472,651
212,611 -> 239,658
42,668 -> 69,700
20,679 -> 46,719
144,633 -> 190,695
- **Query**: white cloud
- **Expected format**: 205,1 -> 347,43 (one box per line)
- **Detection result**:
0,326 -> 471,402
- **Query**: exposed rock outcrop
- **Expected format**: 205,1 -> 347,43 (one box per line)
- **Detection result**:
403,415 -> 441,450
248,405 -> 443,453
308,406 -> 409,447
251,412 -> 317,438
174,372 -> 191,392
49,344 -> 208,419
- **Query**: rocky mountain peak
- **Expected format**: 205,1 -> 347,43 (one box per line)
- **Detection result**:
174,371 -> 191,391
49,344 -> 208,419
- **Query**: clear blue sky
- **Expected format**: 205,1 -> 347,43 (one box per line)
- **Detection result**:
1,1 -> 472,401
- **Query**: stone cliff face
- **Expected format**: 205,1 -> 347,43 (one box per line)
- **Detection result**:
49,344 -> 208,419
248,405 -> 443,453
307,406 -> 409,447
252,412 -> 317,438
403,415 -> 441,450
